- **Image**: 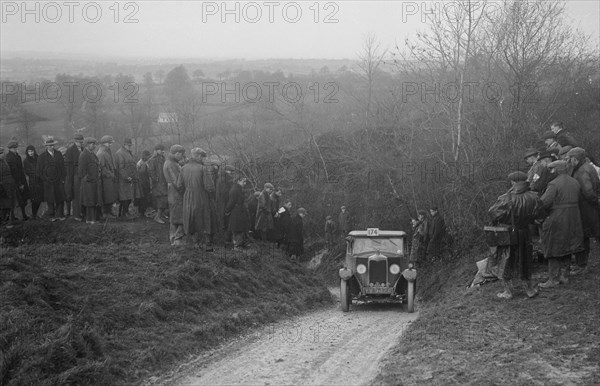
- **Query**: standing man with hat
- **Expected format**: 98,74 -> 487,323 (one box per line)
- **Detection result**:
0,146 -> 19,225
566,147 -> 600,275
538,160 -> 584,288
114,138 -> 141,219
163,144 -> 186,245
148,144 -> 168,224
96,135 -> 118,219
5,140 -> 29,221
78,137 -> 101,224
36,136 -> 66,221
425,205 -> 448,261
225,174 -> 251,251
64,133 -> 84,220
338,205 -> 351,237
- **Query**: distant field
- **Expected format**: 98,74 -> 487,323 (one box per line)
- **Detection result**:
1,100 -> 67,148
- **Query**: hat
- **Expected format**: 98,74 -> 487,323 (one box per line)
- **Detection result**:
123,138 -> 133,146
84,137 -> 97,145
170,144 -> 185,154
297,207 -> 308,216
566,147 -> 586,161
430,206 -> 439,211
341,205 -> 347,210
523,148 -> 538,159
7,140 -> 18,149
557,145 -> 572,157
326,215 -> 332,220
154,144 -> 165,151
538,149 -> 556,161
142,150 -> 151,158
191,147 -> 207,158
73,133 -> 84,141
44,136 -> 58,146
417,209 -> 428,216
548,160 -> 569,172
508,171 -> 528,182
100,135 -> 114,144
541,131 -> 556,140
264,182 -> 274,189
26,145 -> 36,153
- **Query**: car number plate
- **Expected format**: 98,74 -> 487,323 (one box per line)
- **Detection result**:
367,228 -> 379,236
365,287 -> 393,294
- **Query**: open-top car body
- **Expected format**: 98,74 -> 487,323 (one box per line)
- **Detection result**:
338,229 -> 416,312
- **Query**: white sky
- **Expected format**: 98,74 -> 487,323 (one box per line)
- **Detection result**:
1,0 -> 598,59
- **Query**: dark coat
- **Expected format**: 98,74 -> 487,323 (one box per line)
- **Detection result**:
163,155 -> 184,224
64,143 -> 82,201
540,173 -> 584,257
6,151 -> 29,205
338,211 -> 350,233
225,183 -> 250,233
36,149 -> 66,204
148,153 -> 168,197
216,169 -> 233,231
137,159 -> 151,196
246,193 -> 259,232
410,219 -> 426,262
287,215 -> 304,256
96,144 -> 118,205
78,148 -> 101,207
425,213 -> 447,255
0,157 -> 17,209
114,147 -> 141,201
527,160 -> 550,195
255,190 -> 274,231
177,159 -> 217,235
23,154 -> 43,203
555,129 -> 578,148
273,208 -> 291,243
571,160 -> 600,238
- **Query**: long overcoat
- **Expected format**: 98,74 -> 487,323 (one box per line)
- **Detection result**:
425,214 -> 447,255
287,215 -> 304,255
114,146 -> 141,201
6,151 -> 29,205
148,153 -> 168,198
540,173 -> 584,257
225,182 -> 250,233
163,155 -> 184,224
571,160 -> 600,238
64,143 -> 82,202
23,154 -> 43,203
255,190 -> 274,231
78,148 -> 101,207
215,168 -> 232,230
0,157 -> 17,209
176,159 -> 217,235
96,144 -> 118,205
36,149 -> 66,204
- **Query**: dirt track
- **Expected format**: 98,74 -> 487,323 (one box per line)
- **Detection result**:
156,292 -> 418,386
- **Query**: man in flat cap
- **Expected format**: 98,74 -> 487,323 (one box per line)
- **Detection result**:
36,136 -> 66,221
541,131 -> 559,151
177,147 -> 218,251
550,121 -> 578,148
96,135 -> 118,219
163,144 -> 186,245
538,160 -> 584,288
64,133 -> 84,220
78,137 -> 101,224
5,140 -> 29,221
566,147 -> 600,275
557,145 -> 572,161
148,144 -> 168,224
255,182 -> 275,241
488,171 -> 542,298
525,148 -> 549,196
114,138 -> 141,219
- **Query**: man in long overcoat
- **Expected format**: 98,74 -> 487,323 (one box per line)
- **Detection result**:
215,165 -> 234,236
488,172 -> 541,299
148,144 -> 168,224
0,147 -> 18,225
538,160 -> 584,288
136,150 -> 152,218
6,140 -> 29,220
64,133 -> 84,220
177,148 -> 218,251
114,138 -> 141,218
96,135 -> 118,218
23,145 -> 43,219
164,145 -> 185,245
78,137 -> 101,223
225,175 -> 250,250
338,205 -> 351,236
425,206 -> 448,260
36,136 -> 66,221
255,182 -> 274,241
246,191 -> 260,237
567,147 -> 600,274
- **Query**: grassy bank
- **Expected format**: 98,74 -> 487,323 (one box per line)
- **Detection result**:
373,244 -> 600,385
0,221 -> 332,385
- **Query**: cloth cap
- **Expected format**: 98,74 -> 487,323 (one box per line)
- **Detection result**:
44,136 -> 58,146
566,147 -> 586,161
191,147 -> 207,158
7,140 -> 18,149
100,135 -> 114,144
84,137 -> 97,145
548,160 -> 569,171
297,208 -> 308,216
538,149 -> 556,161
541,131 -> 556,140
341,205 -> 347,210
558,146 -> 572,157
142,150 -> 151,158
430,206 -> 439,211
73,133 -> 84,141
170,144 -> 185,154
523,148 -> 538,159
154,143 -> 165,151
264,182 -> 274,189
508,171 -> 528,182
417,210 -> 428,216
123,138 -> 133,146
26,145 -> 36,153
326,215 -> 332,220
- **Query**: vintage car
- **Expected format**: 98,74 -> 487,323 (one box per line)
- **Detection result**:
338,229 -> 416,312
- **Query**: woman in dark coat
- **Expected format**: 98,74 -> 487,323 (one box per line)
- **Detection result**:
225,175 -> 250,250
23,145 -> 43,219
78,138 -> 101,223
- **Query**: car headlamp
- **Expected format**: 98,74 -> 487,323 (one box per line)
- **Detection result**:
356,264 -> 367,274
389,264 -> 400,274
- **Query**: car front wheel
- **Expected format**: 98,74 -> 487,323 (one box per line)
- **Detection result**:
406,280 -> 415,313
340,279 -> 351,312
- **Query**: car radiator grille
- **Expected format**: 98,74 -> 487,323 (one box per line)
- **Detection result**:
369,260 -> 387,284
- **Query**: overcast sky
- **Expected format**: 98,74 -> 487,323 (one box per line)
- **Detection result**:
1,0 -> 598,60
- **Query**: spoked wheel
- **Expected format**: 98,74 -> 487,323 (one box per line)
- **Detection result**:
340,279 -> 351,312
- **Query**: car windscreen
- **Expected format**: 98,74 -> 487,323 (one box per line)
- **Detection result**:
352,238 -> 403,255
